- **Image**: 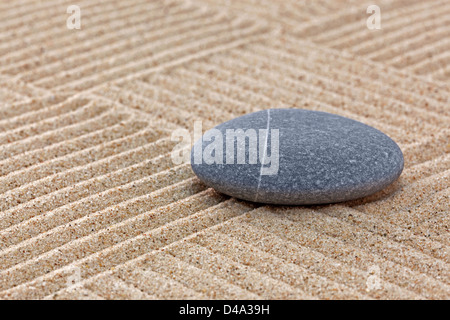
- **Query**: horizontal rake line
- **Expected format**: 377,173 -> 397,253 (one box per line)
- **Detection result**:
0,109 -> 124,164
213,50 -> 435,140
134,78 -> 260,123
33,11 -> 233,87
432,63 -> 450,80
0,94 -> 68,121
0,78 -> 48,98
41,206 -> 264,300
355,184 -> 450,242
331,3 -> 450,52
0,99 -> 103,142
374,25 -> 450,67
109,83 -> 222,129
0,112 -> 117,161
82,26 -> 269,97
0,112 -> 152,167
90,92 -> 181,131
0,0 -> 162,49
0,88 -> 27,101
276,204 -> 450,281
112,253 -> 227,299
60,208 -> 262,300
176,65 -> 413,145
14,5 -> 207,81
81,275 -> 158,300
280,34 -> 450,108
217,219 -> 415,299
199,0 -> 316,27
346,152 -> 450,208
174,239 -> 314,299
0,147 -> 183,233
97,84 -> 219,131
46,286 -> 106,300
52,19 -> 268,92
410,50 -> 450,75
370,24 -> 450,63
243,44 -> 450,126
192,230 -> 367,299
0,103 -> 111,159
0,95 -> 64,119
296,0 -> 428,38
114,267 -> 207,299
131,77 -> 258,123
0,176 -> 206,272
0,163 -> 192,252
320,204 -> 449,263
0,0 -> 119,34
245,210 -> 443,299
353,168 -> 450,215
122,251 -> 261,299
0,96 -> 91,133
0,178 -> 211,269
0,0 -> 181,65
312,0 -> 446,44
398,189 -> 450,244
279,209 -> 450,288
0,134 -> 174,212
0,100 -> 104,147
0,198 -> 253,299
0,115 -> 142,176
176,67 -> 413,147
0,126 -> 169,196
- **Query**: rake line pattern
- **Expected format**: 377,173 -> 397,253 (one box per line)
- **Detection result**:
0,0 -> 448,299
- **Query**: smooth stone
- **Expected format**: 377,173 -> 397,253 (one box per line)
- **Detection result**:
190,109 -> 404,205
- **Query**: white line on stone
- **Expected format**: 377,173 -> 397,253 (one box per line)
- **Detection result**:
254,109 -> 270,202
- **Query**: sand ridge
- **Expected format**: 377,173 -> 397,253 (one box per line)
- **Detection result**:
0,0 -> 448,299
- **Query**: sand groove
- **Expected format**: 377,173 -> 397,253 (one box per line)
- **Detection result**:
0,0 -> 448,299
215,220 -> 418,299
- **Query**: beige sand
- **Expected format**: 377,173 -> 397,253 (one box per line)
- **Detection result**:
0,0 -> 448,300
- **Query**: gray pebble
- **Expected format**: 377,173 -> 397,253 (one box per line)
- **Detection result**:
190,109 -> 404,205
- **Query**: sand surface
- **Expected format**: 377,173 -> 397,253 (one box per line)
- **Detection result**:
0,0 -> 448,299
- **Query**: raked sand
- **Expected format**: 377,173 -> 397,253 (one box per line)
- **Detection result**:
0,0 -> 448,299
